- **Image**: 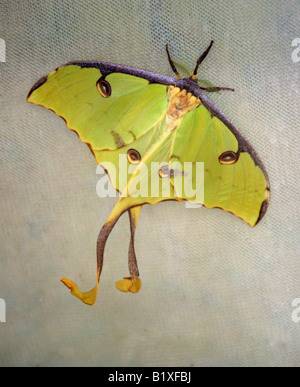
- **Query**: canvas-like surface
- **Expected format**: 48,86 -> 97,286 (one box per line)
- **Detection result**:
0,0 -> 299,366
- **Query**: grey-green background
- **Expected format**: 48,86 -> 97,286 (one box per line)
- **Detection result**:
0,0 -> 299,367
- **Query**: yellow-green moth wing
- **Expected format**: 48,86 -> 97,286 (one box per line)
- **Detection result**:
170,104 -> 270,227
28,64 -> 168,152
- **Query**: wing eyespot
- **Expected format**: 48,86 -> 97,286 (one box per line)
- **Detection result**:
127,149 -> 141,164
159,166 -> 184,178
219,151 -> 239,165
96,78 -> 111,98
159,165 -> 170,178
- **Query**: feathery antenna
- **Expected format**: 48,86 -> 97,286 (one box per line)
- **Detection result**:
166,44 -> 181,79
192,40 -> 214,79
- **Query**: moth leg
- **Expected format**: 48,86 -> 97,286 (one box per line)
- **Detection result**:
115,206 -> 142,293
199,86 -> 234,92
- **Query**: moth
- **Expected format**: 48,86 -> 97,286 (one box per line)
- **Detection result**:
27,41 -> 270,305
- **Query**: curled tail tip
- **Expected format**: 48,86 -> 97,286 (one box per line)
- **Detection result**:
115,277 -> 141,293
60,277 -> 97,306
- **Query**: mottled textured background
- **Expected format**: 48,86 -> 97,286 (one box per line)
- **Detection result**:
0,0 -> 299,366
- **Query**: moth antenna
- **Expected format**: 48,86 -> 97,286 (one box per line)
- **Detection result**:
166,44 -> 181,79
191,40 -> 214,79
